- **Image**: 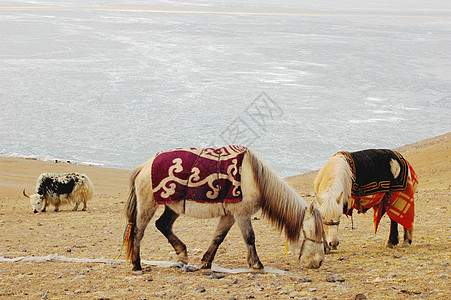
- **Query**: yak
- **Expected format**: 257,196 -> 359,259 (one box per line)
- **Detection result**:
23,173 -> 94,213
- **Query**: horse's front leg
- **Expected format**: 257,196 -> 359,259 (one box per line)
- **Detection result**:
402,227 -> 413,247
155,206 -> 188,264
387,219 -> 399,248
201,215 -> 235,269
236,216 -> 264,269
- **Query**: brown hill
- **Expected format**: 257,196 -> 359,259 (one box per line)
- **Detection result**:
286,132 -> 451,194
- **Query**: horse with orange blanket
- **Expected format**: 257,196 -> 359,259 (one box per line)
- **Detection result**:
314,149 -> 418,250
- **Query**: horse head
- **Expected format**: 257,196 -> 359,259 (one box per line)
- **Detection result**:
316,192 -> 343,250
291,201 -> 326,268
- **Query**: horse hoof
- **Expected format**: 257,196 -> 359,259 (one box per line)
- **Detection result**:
402,241 -> 411,248
251,261 -> 264,270
386,242 -> 395,248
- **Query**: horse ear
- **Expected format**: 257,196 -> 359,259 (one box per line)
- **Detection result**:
336,191 -> 343,204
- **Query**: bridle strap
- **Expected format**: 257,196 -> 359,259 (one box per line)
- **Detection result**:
323,220 -> 340,226
298,209 -> 330,259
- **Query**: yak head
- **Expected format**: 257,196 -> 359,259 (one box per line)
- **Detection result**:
23,189 -> 45,213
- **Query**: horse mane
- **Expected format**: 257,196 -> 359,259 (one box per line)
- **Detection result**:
314,154 -> 354,220
247,149 -> 322,243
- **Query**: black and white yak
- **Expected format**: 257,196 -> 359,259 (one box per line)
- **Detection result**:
23,173 -> 94,213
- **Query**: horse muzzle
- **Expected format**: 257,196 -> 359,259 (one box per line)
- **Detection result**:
328,241 -> 339,250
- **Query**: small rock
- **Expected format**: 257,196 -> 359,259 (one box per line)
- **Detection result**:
66,248 -> 72,253
355,293 -> 367,300
245,296 -> 255,299
231,278 -> 239,284
291,276 -> 311,282
278,290 -> 289,295
40,292 -> 48,299
143,266 -> 152,272
326,274 -> 345,282
144,275 -> 153,282
181,265 -> 198,272
155,291 -> 166,297
201,269 -> 213,276
195,286 -> 206,293
210,273 -> 227,279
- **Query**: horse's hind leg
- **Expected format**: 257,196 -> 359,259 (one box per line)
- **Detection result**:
236,216 -> 263,269
132,205 -> 158,271
201,215 -> 235,269
402,227 -> 412,247
156,206 -> 188,264
386,219 -> 399,248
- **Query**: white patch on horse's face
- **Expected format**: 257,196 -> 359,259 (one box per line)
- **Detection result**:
30,194 -> 44,213
324,223 -> 340,249
296,213 -> 325,269
316,194 -> 342,250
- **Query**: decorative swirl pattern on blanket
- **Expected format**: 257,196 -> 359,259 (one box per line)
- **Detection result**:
151,146 -> 247,204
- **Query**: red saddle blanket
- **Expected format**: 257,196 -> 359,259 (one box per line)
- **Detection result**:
340,150 -> 418,232
151,145 -> 247,204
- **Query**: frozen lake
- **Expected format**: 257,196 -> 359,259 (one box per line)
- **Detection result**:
1,0 -> 450,176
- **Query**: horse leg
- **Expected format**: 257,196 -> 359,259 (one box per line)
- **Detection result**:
131,206 -> 158,271
402,227 -> 413,247
155,206 -> 188,264
235,216 -> 264,269
386,219 -> 399,248
201,215 -> 235,269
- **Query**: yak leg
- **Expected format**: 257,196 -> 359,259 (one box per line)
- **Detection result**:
72,202 -> 79,211
81,200 -> 87,211
155,206 -> 188,264
386,219 -> 399,248
236,216 -> 263,269
201,215 -> 235,269
402,227 -> 413,247
41,200 -> 48,212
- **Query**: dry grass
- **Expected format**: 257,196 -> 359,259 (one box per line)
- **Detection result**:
1,133 -> 450,299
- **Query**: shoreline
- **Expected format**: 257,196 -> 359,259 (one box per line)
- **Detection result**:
1,131 -> 450,199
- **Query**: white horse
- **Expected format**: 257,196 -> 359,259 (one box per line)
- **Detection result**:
123,147 -> 326,272
314,149 -> 418,250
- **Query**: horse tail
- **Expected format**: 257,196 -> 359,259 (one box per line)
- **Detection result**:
124,164 -> 144,261
246,149 -> 304,243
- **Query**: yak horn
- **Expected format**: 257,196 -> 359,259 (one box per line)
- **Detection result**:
22,189 -> 30,198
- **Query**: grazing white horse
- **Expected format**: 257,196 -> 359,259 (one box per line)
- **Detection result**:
123,147 -> 326,272
314,149 -> 418,250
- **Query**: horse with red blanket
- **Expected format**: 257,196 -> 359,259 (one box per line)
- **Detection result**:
122,146 -> 327,272
314,149 -> 418,250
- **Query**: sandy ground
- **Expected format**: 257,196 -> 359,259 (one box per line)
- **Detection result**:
0,133 -> 450,299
